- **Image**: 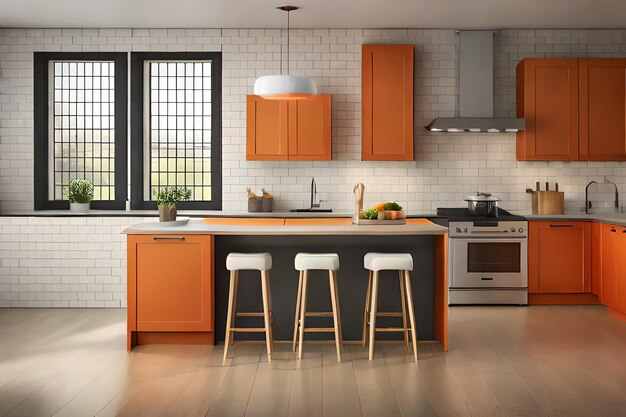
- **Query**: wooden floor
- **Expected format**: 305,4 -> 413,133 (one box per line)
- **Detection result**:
1,306 -> 626,417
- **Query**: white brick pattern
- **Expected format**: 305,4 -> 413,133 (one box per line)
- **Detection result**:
1,28 -> 626,306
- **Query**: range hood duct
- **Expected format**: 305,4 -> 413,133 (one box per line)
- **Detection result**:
426,31 -> 525,133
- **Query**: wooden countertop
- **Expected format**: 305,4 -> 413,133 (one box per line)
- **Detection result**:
122,218 -> 448,236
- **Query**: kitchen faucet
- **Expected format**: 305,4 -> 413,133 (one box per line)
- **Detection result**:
585,178 -> 619,214
310,178 -> 326,210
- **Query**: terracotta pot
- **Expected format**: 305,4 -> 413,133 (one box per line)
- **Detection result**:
387,210 -> 399,220
158,204 -> 177,222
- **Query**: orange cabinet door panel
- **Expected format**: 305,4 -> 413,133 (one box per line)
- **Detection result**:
246,95 -> 289,160
591,221 -> 602,297
601,224 -> 618,308
288,95 -> 331,160
362,44 -> 414,161
528,221 -> 590,293
616,227 -> 626,314
579,59 -> 626,161
516,58 -> 579,161
132,235 -> 214,332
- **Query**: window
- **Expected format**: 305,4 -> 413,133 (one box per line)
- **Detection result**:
130,52 -> 222,210
34,52 -> 128,210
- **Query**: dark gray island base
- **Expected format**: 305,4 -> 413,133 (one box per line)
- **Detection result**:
214,235 -> 436,342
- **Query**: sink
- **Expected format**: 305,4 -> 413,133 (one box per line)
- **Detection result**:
290,208 -> 333,213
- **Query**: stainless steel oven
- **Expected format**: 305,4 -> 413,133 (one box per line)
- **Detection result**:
448,220 -> 528,305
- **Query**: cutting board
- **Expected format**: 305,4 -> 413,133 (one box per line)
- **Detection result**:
531,191 -> 564,215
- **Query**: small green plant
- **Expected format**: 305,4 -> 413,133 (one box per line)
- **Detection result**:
154,187 -> 192,207
66,179 -> 94,204
383,201 -> 403,211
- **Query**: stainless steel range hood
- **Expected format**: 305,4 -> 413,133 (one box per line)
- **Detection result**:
426,31 -> 525,133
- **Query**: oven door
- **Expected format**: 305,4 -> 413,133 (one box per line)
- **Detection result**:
449,238 -> 528,288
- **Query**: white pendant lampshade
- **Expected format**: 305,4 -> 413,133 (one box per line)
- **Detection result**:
253,75 -> 317,97
253,5 -> 317,99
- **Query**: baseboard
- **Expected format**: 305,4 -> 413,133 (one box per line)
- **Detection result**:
528,293 -> 600,305
131,331 -> 214,348
607,307 -> 626,323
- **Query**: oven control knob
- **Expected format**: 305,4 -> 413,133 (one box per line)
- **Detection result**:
464,228 -> 468,233
456,227 -> 461,233
518,228 -> 524,233
511,227 -> 515,232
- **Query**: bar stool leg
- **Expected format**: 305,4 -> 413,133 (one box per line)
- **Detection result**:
229,270 -> 239,347
292,270 -> 304,352
328,270 -> 342,362
265,271 -> 275,353
223,269 -> 238,365
403,270 -> 419,362
362,271 -> 372,350
297,270 -> 309,360
398,270 -> 409,346
368,271 -> 379,360
260,270 -> 273,362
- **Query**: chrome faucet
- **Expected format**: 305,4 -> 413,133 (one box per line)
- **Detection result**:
585,178 -> 619,214
310,178 -> 326,210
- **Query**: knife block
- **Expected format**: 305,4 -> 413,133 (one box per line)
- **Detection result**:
531,191 -> 564,215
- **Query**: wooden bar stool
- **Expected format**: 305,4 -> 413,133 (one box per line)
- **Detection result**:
362,252 -> 418,362
223,252 -> 274,365
292,253 -> 343,362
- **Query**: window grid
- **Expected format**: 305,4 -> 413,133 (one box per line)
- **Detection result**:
147,61 -> 212,202
51,61 -> 115,201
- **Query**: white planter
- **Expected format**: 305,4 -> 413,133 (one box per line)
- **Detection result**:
69,202 -> 90,213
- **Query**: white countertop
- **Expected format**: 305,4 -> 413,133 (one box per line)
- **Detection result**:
122,219 -> 449,236
516,211 -> 626,226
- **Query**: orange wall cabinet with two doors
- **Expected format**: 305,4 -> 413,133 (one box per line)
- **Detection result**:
517,58 -> 626,161
127,234 -> 214,350
246,94 -> 331,161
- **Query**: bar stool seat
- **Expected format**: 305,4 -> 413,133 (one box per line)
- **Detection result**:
362,252 -> 418,362
295,253 -> 340,271
292,253 -> 343,362
223,252 -> 274,365
364,252 -> 413,272
226,252 -> 272,271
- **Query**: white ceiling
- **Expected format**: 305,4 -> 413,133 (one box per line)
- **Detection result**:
1,0 -> 625,29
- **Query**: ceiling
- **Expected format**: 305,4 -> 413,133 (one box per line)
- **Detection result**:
1,0 -> 624,29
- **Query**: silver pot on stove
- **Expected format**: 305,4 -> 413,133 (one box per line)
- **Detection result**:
464,192 -> 501,217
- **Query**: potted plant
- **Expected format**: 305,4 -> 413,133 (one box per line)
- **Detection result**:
382,201 -> 405,220
66,179 -> 94,213
155,187 -> 192,222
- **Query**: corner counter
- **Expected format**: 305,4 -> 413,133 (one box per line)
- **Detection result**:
123,217 -> 449,352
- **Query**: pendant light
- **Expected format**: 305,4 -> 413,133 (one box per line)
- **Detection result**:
253,5 -> 317,99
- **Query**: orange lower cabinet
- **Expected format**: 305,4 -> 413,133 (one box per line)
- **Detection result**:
529,221 -> 591,295
616,227 -> 626,314
127,234 -> 214,350
601,224 -> 618,308
591,221 -> 602,296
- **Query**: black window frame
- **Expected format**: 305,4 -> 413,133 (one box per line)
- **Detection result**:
130,52 -> 222,210
33,52 -> 128,210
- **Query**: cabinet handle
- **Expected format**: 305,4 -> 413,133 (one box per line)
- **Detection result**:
611,228 -> 617,233
549,224 -> 574,228
153,236 -> 185,240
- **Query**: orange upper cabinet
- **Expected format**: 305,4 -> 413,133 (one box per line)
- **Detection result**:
516,58 -> 579,161
579,59 -> 626,161
528,221 -> 591,294
246,94 -> 331,161
362,44 -> 414,161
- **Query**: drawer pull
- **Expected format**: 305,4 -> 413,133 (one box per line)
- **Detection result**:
549,224 -> 574,228
611,228 -> 617,233
153,236 -> 185,240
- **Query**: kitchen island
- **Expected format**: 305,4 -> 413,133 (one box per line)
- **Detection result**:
123,217 -> 449,352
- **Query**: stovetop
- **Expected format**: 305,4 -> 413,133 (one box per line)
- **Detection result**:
436,207 -> 527,222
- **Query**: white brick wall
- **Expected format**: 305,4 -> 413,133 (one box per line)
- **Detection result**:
0,216 -> 138,307
1,28 -> 626,214
1,28 -> 626,306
